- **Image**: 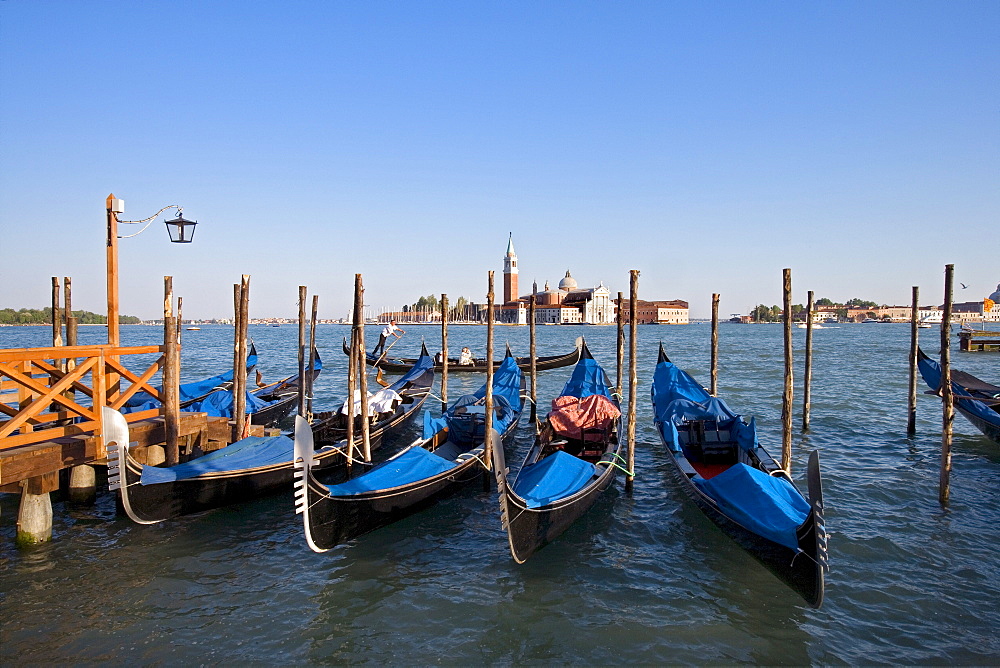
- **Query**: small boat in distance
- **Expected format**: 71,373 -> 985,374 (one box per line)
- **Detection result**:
343,337 -> 581,374
186,326 -> 201,330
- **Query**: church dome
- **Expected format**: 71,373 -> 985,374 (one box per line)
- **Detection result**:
990,283 -> 1000,301
558,270 -> 578,292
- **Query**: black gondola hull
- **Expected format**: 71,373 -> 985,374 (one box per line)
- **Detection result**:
303,452 -> 483,550
343,338 -> 579,373
501,464 -> 618,564
661,446 -> 825,608
118,445 -> 345,523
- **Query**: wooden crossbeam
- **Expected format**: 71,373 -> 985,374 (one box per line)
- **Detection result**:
0,358 -> 99,437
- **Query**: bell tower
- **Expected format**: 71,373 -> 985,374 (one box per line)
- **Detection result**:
503,233 -> 518,304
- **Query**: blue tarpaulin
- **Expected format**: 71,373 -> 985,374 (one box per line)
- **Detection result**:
513,450 -> 597,508
323,446 -> 456,496
694,463 -> 810,550
139,435 -> 293,485
421,355 -> 523,440
652,361 -> 737,425
188,388 -> 271,418
561,357 -> 611,399
126,349 -> 259,407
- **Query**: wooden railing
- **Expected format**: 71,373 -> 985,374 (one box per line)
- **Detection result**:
0,344 -> 166,450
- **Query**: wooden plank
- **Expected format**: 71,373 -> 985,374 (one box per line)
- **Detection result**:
0,344 -> 162,362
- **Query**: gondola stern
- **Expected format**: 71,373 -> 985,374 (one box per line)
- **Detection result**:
657,341 -> 671,364
798,449 -> 828,608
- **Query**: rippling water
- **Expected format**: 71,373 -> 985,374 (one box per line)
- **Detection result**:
2,323 -> 999,664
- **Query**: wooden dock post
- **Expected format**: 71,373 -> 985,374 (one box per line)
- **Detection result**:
16,474 -> 57,546
297,286 -> 307,418
616,292 -> 625,397
710,293 -> 720,396
163,277 -> 180,466
483,271 -> 495,490
346,277 -> 362,472
529,293 -> 537,422
356,275 -> 371,462
234,276 -> 250,440
626,270 -> 639,493
64,277 -> 78,347
307,295 -> 319,420
802,290 -> 814,432
782,268 -> 793,472
907,286 -> 920,436
940,265 -> 955,505
441,294 -> 449,413
51,277 -> 63,348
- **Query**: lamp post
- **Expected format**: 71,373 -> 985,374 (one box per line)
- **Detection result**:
105,193 -> 197,345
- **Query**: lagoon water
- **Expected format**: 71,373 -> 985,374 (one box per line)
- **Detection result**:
2,323 -> 999,664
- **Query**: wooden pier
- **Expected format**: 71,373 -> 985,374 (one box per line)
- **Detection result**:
1,342 -> 252,544
958,330 -> 1000,352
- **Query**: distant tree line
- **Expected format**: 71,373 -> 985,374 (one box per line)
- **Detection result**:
0,307 -> 140,325
402,295 -> 470,316
749,297 -> 880,322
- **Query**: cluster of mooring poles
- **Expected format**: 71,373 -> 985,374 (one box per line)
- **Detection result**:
905,264 -> 957,505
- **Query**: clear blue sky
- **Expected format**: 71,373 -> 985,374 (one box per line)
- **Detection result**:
1,1 -> 997,320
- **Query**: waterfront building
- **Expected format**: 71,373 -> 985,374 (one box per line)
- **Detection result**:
496,237 -> 620,325
617,299 -> 690,325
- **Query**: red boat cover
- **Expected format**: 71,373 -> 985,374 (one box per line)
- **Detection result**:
549,394 -> 620,442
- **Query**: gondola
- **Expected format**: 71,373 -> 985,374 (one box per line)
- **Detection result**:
124,343 -> 259,409
187,348 -> 323,428
342,336 -> 581,373
491,340 -> 623,562
310,343 -> 436,447
101,350 -> 429,524
650,344 -> 827,608
917,348 -> 1000,443
294,349 -> 525,551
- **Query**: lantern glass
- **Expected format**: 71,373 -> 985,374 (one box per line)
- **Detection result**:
165,215 -> 197,243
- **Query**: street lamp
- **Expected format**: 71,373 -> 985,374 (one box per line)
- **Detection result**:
105,193 -> 198,346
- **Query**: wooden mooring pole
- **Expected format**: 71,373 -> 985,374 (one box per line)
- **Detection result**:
346,278 -> 361,473
441,293 -> 449,413
307,295 -> 319,420
356,275 -> 371,462
297,286 -> 307,418
802,290 -> 814,432
234,276 -> 250,440
907,286 -> 920,436
940,265 -> 955,505
616,292 -> 625,397
710,293 -> 719,396
529,293 -> 537,422
782,268 -> 793,472
163,277 -> 180,466
626,270 -> 639,494
484,272 -> 495,490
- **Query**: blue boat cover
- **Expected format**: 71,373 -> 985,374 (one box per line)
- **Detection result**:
187,387 -> 272,418
561,357 -> 611,399
126,350 -> 259,407
139,435 -> 293,485
694,463 -> 810,550
512,450 -> 597,508
421,355 -> 523,439
652,361 -> 737,425
322,445 -> 457,496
